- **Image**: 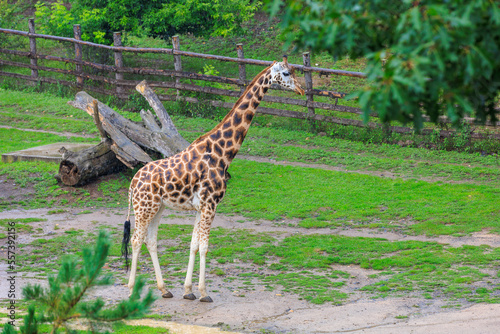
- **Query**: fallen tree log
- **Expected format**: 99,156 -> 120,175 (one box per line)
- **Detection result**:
56,101 -> 125,186
57,140 -> 124,186
57,81 -> 191,186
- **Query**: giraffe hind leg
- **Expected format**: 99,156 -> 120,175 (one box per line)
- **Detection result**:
127,204 -> 160,297
145,204 -> 172,298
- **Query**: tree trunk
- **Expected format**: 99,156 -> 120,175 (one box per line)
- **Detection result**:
57,85 -> 191,186
56,140 -> 124,186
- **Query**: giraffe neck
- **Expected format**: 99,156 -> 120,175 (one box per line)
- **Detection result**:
193,66 -> 273,165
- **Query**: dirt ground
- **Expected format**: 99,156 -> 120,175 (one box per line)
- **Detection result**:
2,207 -> 500,334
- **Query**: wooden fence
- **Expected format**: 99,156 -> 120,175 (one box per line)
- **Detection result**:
0,19 -> 497,139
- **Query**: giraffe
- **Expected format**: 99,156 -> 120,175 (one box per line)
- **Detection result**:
122,56 -> 304,302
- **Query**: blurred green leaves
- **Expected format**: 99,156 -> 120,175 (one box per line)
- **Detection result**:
268,0 -> 500,130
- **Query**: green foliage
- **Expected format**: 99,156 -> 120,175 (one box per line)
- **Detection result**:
269,0 -> 500,129
0,0 -> 16,28
34,0 -> 261,44
17,231 -> 155,333
142,0 -> 261,38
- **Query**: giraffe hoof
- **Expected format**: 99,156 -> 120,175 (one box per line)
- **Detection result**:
183,293 -> 197,300
162,291 -> 173,298
200,296 -> 213,303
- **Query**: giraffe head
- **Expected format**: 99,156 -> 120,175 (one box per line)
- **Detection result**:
270,56 -> 305,95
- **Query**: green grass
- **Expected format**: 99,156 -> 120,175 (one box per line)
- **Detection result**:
2,156 -> 498,236
221,159 -> 500,235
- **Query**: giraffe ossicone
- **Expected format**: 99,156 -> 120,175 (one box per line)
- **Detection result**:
122,56 -> 304,302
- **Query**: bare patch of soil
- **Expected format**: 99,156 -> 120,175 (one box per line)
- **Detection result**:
0,176 -> 36,200
2,208 -> 500,333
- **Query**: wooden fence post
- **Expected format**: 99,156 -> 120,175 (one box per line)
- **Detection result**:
73,24 -> 83,86
28,18 -> 38,80
303,52 -> 315,117
236,43 -> 246,92
172,35 -> 181,97
113,32 -> 124,95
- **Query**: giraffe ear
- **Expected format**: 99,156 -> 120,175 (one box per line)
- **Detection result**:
283,55 -> 288,65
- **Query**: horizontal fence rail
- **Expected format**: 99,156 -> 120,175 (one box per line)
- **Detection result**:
0,20 -> 498,140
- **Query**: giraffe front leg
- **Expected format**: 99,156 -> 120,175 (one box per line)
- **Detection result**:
198,241 -> 212,302
183,213 -> 200,300
197,209 -> 215,302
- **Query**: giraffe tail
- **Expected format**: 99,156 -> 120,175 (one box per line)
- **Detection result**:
121,185 -> 133,272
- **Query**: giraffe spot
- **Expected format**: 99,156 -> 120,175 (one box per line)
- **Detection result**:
171,191 -> 180,198
167,184 -> 174,191
210,130 -> 222,140
218,159 -> 226,170
256,93 -> 263,101
263,87 -> 269,94
235,127 -> 246,143
213,177 -> 223,190
264,77 -> 269,85
182,187 -> 192,197
223,129 -> 233,139
140,173 -> 151,182
205,141 -> 212,153
226,140 -> 233,148
179,198 -> 186,204
258,76 -> 264,84
204,154 -> 218,167
219,139 -> 226,147
152,183 -> 159,194
222,121 -> 232,129
187,162 -> 193,171
202,181 -> 213,194
191,150 -> 199,161
246,92 -> 253,99
148,163 -> 155,172
214,143 -> 223,157
251,99 -> 259,109
252,86 -> 258,92
165,170 -> 172,181
238,102 -> 249,110
182,153 -> 190,162
233,113 -> 242,126
153,195 -> 161,203
142,185 -> 151,192
184,173 -> 191,184
175,182 -> 183,191
193,184 -> 199,193
213,191 -> 225,203
245,111 -> 254,123
209,170 -> 216,180
226,149 -> 237,160
174,166 -> 183,178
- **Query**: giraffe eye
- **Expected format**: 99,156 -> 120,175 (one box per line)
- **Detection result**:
283,72 -> 290,77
